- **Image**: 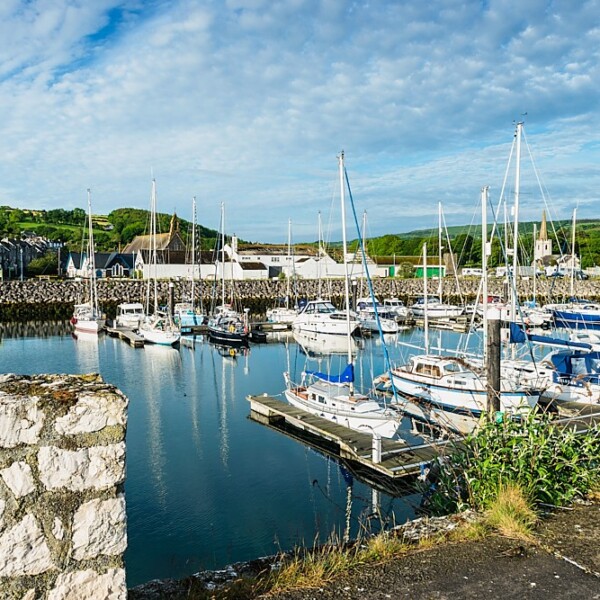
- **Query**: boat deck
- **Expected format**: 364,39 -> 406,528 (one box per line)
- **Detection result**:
247,394 -> 452,482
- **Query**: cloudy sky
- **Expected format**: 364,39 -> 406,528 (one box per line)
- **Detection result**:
1,0 -> 598,242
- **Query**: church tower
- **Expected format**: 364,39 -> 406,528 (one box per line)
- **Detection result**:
534,210 -> 552,261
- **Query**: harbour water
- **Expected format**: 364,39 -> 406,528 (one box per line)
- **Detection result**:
0,323 -> 471,587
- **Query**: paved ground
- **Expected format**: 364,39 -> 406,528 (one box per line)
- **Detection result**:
270,501 -> 600,600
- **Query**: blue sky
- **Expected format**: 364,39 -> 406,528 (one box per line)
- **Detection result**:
0,0 -> 598,242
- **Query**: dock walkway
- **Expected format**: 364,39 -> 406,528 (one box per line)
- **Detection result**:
105,324 -> 145,347
247,394 -> 452,482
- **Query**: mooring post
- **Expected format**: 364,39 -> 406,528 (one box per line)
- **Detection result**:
486,306 -> 501,414
168,281 -> 175,316
372,432 -> 382,464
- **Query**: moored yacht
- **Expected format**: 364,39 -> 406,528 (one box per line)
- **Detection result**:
292,299 -> 359,336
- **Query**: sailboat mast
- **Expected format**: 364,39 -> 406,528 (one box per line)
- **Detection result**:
423,242 -> 429,354
438,201 -> 443,299
221,202 -> 226,309
191,196 -> 196,308
151,179 -> 158,315
86,188 -> 97,315
317,211 -> 323,299
286,218 -> 291,309
338,151 -> 354,390
510,121 -> 523,320
570,207 -> 577,298
532,223 -> 537,304
481,186 -> 489,362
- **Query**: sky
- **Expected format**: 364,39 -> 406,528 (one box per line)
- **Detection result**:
0,0 -> 599,243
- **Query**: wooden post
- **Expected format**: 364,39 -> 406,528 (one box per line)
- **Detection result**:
486,306 -> 501,414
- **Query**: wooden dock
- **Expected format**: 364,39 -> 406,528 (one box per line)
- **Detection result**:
105,325 -> 145,347
247,394 -> 452,487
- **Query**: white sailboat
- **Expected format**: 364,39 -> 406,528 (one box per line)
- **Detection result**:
410,203 -> 464,320
207,202 -> 249,345
174,196 -> 206,331
267,218 -> 298,324
71,189 -> 105,335
138,179 -> 181,347
390,187 -> 538,436
284,152 -> 402,439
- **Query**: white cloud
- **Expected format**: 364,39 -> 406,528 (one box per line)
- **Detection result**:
0,0 -> 598,241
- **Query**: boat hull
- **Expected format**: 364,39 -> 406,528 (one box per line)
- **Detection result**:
284,389 -> 400,439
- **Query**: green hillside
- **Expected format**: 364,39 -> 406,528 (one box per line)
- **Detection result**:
0,206 -> 220,253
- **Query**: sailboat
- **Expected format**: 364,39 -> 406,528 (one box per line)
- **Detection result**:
389,185 -> 538,436
174,196 -> 206,331
70,189 -> 105,335
266,219 -> 298,324
207,203 -> 249,346
138,179 -> 181,347
284,152 -> 402,439
410,203 -> 464,320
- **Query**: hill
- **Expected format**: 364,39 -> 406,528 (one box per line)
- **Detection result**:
0,205 -> 220,253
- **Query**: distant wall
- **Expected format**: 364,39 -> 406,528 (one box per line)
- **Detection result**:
0,373 -> 128,599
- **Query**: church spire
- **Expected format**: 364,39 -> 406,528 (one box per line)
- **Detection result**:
539,210 -> 548,241
169,212 -> 179,237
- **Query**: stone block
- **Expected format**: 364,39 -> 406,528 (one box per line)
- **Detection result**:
0,461 -> 36,498
72,496 -> 127,560
0,514 -> 53,576
47,568 -> 126,600
0,396 -> 44,448
54,393 -> 127,436
38,443 -> 126,491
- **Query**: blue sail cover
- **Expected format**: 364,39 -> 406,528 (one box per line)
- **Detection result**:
305,363 -> 354,383
508,322 -> 592,350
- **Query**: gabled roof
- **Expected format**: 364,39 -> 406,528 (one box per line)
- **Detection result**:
239,261 -> 267,270
67,252 -> 84,269
122,232 -> 173,253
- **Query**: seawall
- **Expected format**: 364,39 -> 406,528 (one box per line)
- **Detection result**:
0,374 -> 128,599
1,277 -> 599,320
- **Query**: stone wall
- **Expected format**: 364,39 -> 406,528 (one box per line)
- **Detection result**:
0,374 -> 128,600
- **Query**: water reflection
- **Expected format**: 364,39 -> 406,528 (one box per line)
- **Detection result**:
0,320 -> 72,338
293,330 -> 359,356
140,345 -> 182,507
72,332 -> 100,372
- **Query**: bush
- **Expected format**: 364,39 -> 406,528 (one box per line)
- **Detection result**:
425,411 -> 600,515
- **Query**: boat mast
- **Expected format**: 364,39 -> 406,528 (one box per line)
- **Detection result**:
532,223 -> 537,305
481,186 -> 489,362
423,242 -> 429,354
86,188 -> 98,316
221,202 -> 226,310
510,121 -> 523,321
286,218 -> 291,309
570,207 -> 577,298
191,196 -> 196,309
338,151 -> 354,393
317,211 -> 323,299
438,201 -> 443,300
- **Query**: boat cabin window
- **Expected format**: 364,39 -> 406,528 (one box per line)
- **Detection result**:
414,362 -> 442,378
317,395 -> 325,404
571,357 -> 587,375
443,362 -> 463,374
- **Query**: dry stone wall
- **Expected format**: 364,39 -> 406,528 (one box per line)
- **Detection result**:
0,373 -> 128,600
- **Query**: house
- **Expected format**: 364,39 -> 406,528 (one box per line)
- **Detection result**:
65,251 -> 136,279
0,238 -> 49,280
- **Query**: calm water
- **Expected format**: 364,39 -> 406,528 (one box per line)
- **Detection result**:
0,323 -> 469,587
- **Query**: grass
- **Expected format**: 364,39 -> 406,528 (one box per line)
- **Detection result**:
484,483 -> 538,541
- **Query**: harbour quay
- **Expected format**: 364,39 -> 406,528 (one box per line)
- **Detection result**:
1,277 -> 599,320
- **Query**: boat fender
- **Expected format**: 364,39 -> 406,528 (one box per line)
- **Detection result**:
244,326 -> 249,334
70,317 -> 77,325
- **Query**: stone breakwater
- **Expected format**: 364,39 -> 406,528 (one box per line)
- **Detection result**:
0,373 -> 128,600
1,278 -> 599,320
